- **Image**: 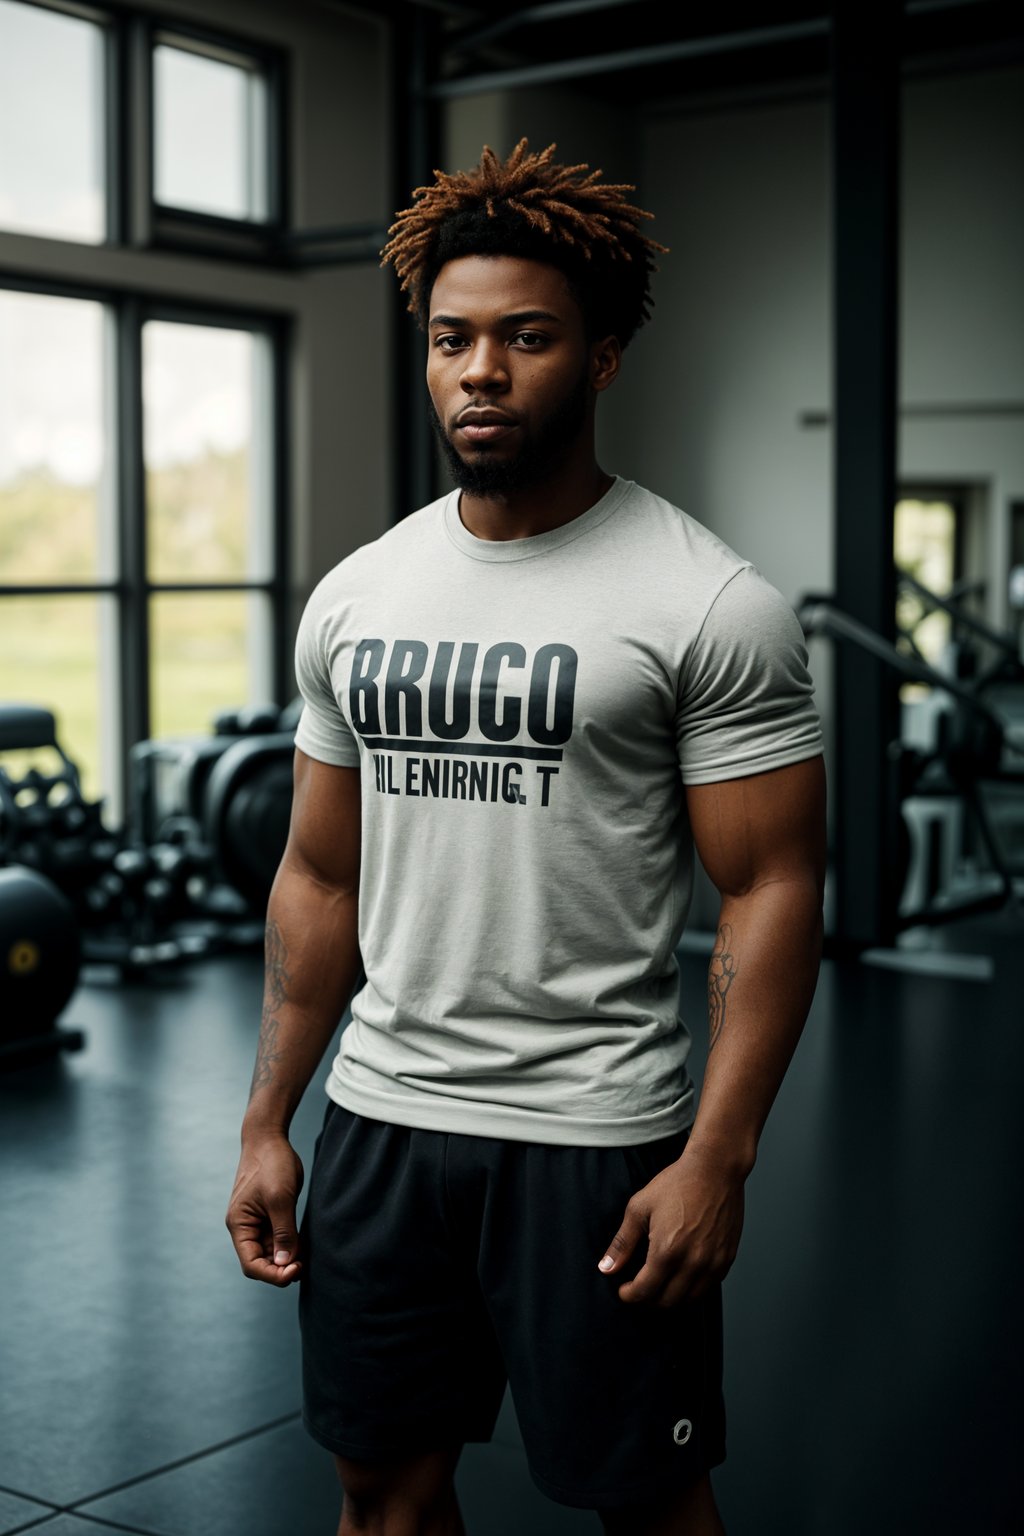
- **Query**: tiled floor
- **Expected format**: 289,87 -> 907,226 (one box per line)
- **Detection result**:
1,918 -> 1021,1535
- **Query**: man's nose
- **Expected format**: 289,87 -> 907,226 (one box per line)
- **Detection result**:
460,339 -> 509,392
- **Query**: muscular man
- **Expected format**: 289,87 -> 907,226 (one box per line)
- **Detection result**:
226,139 -> 826,1536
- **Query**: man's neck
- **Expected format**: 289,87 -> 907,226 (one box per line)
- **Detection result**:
457,460 -> 615,542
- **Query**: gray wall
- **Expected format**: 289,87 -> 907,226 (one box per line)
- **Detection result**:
899,67 -> 1024,633
598,66 -> 1024,766
445,62 -> 1024,619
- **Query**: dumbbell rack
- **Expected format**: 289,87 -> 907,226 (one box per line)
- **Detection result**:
0,1024 -> 86,1070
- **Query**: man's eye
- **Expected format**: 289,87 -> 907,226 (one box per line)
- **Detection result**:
436,335 -> 466,351
514,331 -> 545,347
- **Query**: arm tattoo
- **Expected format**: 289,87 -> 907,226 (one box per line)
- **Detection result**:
250,918 -> 290,1095
707,923 -> 737,1055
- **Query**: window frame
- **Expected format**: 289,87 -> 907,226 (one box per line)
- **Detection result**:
137,12 -> 291,263
4,0 -> 291,262
0,269 -> 291,814
895,482 -> 968,592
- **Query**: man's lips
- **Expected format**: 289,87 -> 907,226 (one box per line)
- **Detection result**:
455,411 -> 519,444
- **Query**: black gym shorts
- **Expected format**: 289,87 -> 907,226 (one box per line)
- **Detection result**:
298,1098 -> 726,1512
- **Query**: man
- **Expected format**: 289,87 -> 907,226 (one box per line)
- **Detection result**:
226,139 -> 826,1536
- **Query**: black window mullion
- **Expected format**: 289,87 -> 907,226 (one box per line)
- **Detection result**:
270,315 -> 290,706
268,44 -> 289,235
104,10 -> 127,246
143,582 -> 276,594
117,294 -> 149,779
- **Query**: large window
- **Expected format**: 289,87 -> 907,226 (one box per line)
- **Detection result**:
895,494 -> 962,671
0,289 -> 116,800
153,38 -> 271,223
0,0 -> 107,243
0,286 -> 285,813
142,319 -> 277,740
0,2 -> 289,820
0,0 -> 285,252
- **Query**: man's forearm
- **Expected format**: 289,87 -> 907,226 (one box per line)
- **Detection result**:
684,877 -> 823,1178
242,859 -> 362,1139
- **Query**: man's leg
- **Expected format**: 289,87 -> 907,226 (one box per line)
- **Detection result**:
597,1469 -> 726,1536
300,1107 -> 507,1533
333,1446 -> 466,1536
471,1130 -> 728,1518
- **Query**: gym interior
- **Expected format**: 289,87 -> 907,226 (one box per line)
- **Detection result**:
1,2 -> 1022,1533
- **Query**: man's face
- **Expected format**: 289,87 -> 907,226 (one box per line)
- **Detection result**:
426,254 -> 607,495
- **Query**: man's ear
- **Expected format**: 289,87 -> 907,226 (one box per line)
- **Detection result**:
590,334 -> 622,393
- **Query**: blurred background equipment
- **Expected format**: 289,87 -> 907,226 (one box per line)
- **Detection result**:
800,571 -> 1024,933
0,862 -> 84,1066
0,698 -> 299,979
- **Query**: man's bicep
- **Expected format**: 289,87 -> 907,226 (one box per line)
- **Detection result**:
685,755 -> 826,901
283,747 -> 361,894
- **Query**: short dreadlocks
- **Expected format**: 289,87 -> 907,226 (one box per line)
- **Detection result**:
380,138 -> 667,349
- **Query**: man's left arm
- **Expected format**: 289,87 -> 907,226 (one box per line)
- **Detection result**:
597,752 -> 827,1307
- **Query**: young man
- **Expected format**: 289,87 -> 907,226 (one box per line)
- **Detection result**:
226,139 -> 826,1536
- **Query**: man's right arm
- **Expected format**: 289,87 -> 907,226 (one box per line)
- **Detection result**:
225,747 -> 362,1287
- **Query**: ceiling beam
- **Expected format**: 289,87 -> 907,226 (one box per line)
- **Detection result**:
450,0 -> 653,56
428,17 -> 829,98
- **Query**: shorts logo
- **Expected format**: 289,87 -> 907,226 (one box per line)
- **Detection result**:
672,1418 -> 693,1446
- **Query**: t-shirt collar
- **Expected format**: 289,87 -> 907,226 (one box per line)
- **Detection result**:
442,475 -> 634,563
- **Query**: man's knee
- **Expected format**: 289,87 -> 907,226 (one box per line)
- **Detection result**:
597,1469 -> 725,1536
334,1445 -> 463,1530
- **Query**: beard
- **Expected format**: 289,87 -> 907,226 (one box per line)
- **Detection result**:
428,365 -> 591,496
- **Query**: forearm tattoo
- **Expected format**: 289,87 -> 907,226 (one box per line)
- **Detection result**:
707,923 -> 737,1055
250,918 -> 290,1095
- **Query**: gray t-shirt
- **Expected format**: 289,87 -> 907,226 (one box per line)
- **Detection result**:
294,476 -> 822,1146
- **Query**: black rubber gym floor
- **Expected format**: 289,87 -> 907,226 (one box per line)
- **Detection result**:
1,919 -> 1021,1536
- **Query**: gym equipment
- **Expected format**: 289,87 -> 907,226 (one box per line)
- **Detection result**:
202,732 -> 295,911
130,697 -> 301,914
896,565 -> 1024,701
0,865 -> 85,1067
1,694 -> 303,985
0,705 -> 114,902
0,705 -> 222,974
799,591 -> 1024,931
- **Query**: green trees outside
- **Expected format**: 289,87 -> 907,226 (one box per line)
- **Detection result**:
0,447 -> 255,804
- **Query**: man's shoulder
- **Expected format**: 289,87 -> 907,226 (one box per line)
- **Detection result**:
307,493 -> 450,601
621,481 -> 752,588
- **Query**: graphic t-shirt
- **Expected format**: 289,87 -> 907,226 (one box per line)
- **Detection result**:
294,476 -> 823,1147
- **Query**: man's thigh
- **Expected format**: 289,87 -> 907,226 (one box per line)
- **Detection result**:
298,1100 -> 508,1459
469,1128 -> 727,1512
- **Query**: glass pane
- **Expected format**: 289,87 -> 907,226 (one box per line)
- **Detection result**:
0,290 -> 112,583
143,321 -> 272,583
895,498 -> 957,669
0,594 -> 117,806
0,0 -> 106,243
149,591 -> 272,739
153,42 -> 268,221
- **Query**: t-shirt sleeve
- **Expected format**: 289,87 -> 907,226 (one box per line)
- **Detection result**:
675,564 -> 823,785
292,584 -> 362,768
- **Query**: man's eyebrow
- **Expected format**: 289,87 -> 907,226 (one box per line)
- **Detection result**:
428,309 -> 565,328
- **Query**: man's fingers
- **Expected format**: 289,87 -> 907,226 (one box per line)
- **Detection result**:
616,1251 -> 672,1305
227,1202 -> 301,1285
267,1206 -> 300,1268
597,1199 -> 646,1275
246,1251 -> 302,1286
231,1229 -> 302,1285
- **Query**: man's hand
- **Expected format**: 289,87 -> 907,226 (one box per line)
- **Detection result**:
597,1145 -> 745,1307
226,1133 -> 305,1287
